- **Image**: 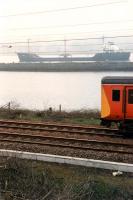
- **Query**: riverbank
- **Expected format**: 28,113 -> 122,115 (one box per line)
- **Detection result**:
0,61 -> 133,72
0,108 -> 100,125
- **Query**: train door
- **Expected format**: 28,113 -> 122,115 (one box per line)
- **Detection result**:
125,86 -> 133,119
111,86 -> 124,119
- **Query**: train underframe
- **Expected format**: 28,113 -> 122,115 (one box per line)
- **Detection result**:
101,118 -> 133,134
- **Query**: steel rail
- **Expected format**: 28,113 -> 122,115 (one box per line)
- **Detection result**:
0,120 -> 117,131
0,131 -> 132,154
0,124 -> 120,137
0,120 -> 121,138
0,137 -> 132,155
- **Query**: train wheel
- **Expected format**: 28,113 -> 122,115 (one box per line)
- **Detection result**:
100,120 -> 111,127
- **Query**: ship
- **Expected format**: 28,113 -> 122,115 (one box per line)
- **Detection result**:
17,42 -> 130,62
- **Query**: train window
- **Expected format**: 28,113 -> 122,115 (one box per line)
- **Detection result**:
112,90 -> 120,101
128,89 -> 133,104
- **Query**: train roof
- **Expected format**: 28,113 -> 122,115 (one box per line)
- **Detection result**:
102,76 -> 133,84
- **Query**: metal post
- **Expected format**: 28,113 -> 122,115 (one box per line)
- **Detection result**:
59,104 -> 62,112
8,102 -> 11,112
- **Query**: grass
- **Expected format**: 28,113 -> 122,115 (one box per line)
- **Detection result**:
0,158 -> 132,200
0,107 -> 100,126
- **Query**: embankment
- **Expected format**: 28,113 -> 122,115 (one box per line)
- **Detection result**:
0,61 -> 133,72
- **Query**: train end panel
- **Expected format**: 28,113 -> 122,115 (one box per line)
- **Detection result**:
101,86 -> 110,119
101,84 -> 124,122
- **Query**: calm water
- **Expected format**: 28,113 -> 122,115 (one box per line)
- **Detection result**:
1,71 -> 133,111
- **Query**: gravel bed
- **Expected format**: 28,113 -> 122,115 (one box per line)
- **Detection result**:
0,142 -> 132,164
0,127 -> 132,145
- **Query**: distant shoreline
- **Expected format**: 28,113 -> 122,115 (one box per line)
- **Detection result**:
0,61 -> 133,72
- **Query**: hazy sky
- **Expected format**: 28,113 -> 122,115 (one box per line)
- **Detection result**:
0,0 -> 133,55
0,0 -> 132,42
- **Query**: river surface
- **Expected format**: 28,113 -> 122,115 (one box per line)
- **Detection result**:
1,71 -> 133,111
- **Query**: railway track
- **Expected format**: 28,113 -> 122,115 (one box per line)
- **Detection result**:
0,119 -> 120,138
0,120 -> 132,155
0,130 -> 132,155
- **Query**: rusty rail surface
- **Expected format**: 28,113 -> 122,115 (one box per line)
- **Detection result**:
0,130 -> 132,155
0,119 -> 121,138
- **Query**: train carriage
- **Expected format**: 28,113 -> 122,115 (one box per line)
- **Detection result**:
101,76 -> 133,131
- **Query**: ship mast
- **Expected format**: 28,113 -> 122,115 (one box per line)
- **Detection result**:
102,36 -> 105,52
27,39 -> 30,53
64,39 -> 67,62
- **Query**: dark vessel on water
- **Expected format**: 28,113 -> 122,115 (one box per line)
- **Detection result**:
17,42 -> 130,62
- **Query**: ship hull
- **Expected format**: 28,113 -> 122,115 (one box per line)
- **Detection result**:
17,52 -> 130,62
90,52 -> 130,61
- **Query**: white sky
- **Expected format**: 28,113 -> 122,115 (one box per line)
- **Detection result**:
0,0 -> 133,54
0,0 -> 132,41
